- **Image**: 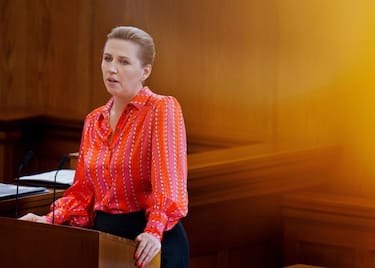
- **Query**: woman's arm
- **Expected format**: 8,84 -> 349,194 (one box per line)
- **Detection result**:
145,96 -> 188,239
135,96 -> 188,267
20,117 -> 95,227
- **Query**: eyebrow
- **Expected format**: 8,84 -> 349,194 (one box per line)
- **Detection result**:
118,56 -> 130,61
103,53 -> 130,60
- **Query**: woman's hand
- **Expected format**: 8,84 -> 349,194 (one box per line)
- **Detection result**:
19,213 -> 48,223
135,232 -> 161,268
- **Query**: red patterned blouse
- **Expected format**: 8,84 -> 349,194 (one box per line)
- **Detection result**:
44,87 -> 188,241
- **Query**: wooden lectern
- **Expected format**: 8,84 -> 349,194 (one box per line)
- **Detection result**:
0,217 -> 160,268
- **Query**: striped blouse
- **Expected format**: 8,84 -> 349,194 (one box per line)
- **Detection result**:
45,87 -> 188,241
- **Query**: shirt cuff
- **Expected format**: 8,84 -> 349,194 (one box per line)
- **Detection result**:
144,211 -> 168,241
44,209 -> 66,224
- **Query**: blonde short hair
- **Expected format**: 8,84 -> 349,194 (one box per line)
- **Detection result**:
106,26 -> 155,66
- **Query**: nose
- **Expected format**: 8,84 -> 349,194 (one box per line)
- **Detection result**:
108,62 -> 118,73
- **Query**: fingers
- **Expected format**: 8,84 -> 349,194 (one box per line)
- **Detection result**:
35,216 -> 48,223
19,213 -> 37,221
137,243 -> 157,267
135,233 -> 161,268
19,213 -> 47,223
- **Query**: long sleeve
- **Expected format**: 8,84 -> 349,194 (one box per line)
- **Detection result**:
144,96 -> 188,241
44,120 -> 95,227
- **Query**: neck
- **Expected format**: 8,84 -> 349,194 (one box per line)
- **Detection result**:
112,86 -> 143,113
112,98 -> 128,115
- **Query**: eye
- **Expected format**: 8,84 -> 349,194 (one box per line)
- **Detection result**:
119,59 -> 130,65
103,55 -> 112,62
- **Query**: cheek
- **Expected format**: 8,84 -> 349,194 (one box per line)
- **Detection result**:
121,69 -> 139,79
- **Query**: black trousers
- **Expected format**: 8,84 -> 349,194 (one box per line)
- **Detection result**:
94,211 -> 189,268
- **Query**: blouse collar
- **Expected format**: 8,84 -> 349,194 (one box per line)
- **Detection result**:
101,87 -> 153,119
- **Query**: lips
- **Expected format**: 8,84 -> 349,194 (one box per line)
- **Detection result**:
107,77 -> 119,83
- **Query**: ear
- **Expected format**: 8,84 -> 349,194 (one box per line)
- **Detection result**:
142,64 -> 152,81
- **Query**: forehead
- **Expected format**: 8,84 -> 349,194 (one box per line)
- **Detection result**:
103,39 -> 140,56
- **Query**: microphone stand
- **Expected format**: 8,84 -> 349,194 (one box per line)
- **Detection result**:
52,155 -> 69,224
15,166 -> 23,218
15,150 -> 34,218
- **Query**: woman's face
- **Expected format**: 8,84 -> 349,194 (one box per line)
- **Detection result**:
101,39 -> 151,101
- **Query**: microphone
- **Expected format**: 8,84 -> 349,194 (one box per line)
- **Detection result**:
52,155 -> 69,224
15,150 -> 34,218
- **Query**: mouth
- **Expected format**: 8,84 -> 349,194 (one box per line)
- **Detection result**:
107,77 -> 119,83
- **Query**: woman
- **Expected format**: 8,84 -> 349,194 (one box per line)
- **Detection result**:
20,26 -> 189,268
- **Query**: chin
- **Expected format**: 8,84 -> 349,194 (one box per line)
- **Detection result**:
106,87 -> 117,96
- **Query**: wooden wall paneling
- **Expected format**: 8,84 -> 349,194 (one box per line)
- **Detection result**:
275,0 -> 375,198
147,0 -> 278,143
184,143 -> 339,267
24,0 -> 53,112
0,189 -> 64,218
0,114 -> 82,182
184,195 -> 283,268
91,0 -> 278,143
90,0 -> 128,110
0,111 -> 45,182
41,0 -> 92,119
277,0 -> 337,145
283,191 -> 375,268
0,0 -> 29,109
0,135 -> 341,267
187,143 -> 339,206
1,0 -> 92,119
276,0 -> 375,146
37,116 -> 83,172
5,0 -> 375,166
2,0 -> 279,144
190,254 -> 217,268
189,244 -> 279,268
0,130 -> 21,181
